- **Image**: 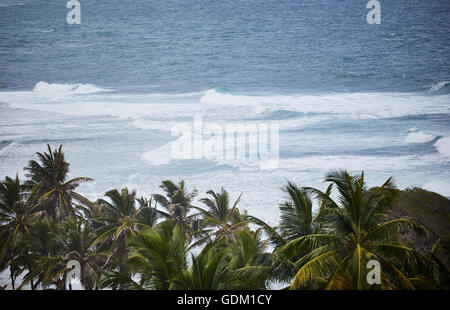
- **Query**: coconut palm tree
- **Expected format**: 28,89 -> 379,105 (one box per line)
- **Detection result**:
57,219 -> 106,289
0,175 -> 43,289
171,229 -> 271,290
152,180 -> 198,233
247,182 -> 330,286
170,242 -> 237,290
279,182 -> 329,242
103,219 -> 272,290
135,197 -> 159,228
14,219 -> 65,289
193,188 -> 248,246
228,229 -> 272,289
101,220 -> 187,290
24,144 -> 92,220
0,175 -> 40,258
17,218 -> 106,290
91,188 -> 154,275
281,170 -> 435,290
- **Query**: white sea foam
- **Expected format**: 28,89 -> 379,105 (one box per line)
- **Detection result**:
278,154 -> 442,172
141,142 -> 173,166
430,81 -> 450,92
405,131 -> 435,143
0,141 -> 44,160
32,81 -> 111,95
434,137 -> 450,158
132,118 -> 197,131
199,89 -> 450,119
1,84 -> 449,123
0,2 -> 26,7
423,180 -> 450,197
182,153 -> 442,173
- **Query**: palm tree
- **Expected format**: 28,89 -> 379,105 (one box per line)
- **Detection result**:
228,229 -> 272,289
57,219 -> 106,289
102,220 -> 272,290
91,188 -> 154,275
0,175 -> 42,289
247,182 -> 330,286
17,218 -> 106,290
172,229 -> 271,290
24,144 -> 92,220
194,188 -> 247,245
170,242 -> 237,290
136,197 -> 159,228
101,220 -> 187,290
152,180 -> 198,233
281,170 -> 435,290
279,182 -> 328,241
14,219 -> 65,289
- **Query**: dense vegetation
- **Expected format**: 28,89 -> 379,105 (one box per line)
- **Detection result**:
0,145 -> 449,290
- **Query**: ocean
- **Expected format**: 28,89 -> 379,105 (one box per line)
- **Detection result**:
0,0 -> 449,227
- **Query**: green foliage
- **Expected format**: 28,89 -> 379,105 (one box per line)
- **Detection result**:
24,144 -> 93,220
193,188 -> 247,246
152,180 -> 198,234
279,170 -> 436,290
0,146 -> 447,290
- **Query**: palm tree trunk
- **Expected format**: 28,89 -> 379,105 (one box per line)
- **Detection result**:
118,235 -> 130,277
118,252 -> 130,276
10,269 -> 15,290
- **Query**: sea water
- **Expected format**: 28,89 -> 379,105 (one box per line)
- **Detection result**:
0,0 -> 449,228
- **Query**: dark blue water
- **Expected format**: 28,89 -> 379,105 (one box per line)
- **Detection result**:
1,0 -> 449,93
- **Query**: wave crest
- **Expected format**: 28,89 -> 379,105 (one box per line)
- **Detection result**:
434,137 -> 450,158
430,81 -> 450,92
405,131 -> 436,143
32,81 -> 111,95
